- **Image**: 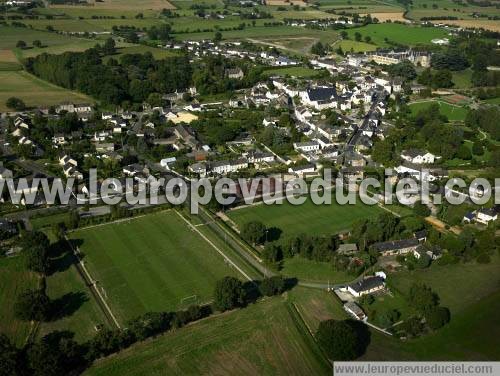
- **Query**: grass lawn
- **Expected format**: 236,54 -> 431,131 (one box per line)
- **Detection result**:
110,45 -> 179,60
281,256 -> 352,283
30,212 -> 71,230
0,26 -> 90,50
0,256 -> 39,346
388,254 -> 500,314
346,23 -> 449,47
261,66 -> 321,78
174,25 -> 339,43
362,289 -> 500,360
84,296 -> 331,376
69,211 -> 242,324
227,198 -> 382,241
336,39 -> 377,53
409,100 -> 468,122
483,97 -> 500,105
452,69 -> 473,89
0,71 -> 92,111
38,234 -> 110,342
288,286 -> 348,333
18,40 -> 101,59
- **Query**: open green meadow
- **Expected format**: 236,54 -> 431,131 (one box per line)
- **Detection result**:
227,198 -> 382,240
336,39 -> 377,53
70,211 -> 242,324
109,45 -> 179,60
363,289 -> 500,361
0,26 -> 89,50
452,69 -> 473,89
37,230 -> 109,342
288,286 -> 348,333
346,23 -> 449,47
0,71 -> 92,111
84,296 -> 331,376
174,25 -> 339,43
409,100 -> 468,122
0,256 -> 38,346
389,255 -> 500,315
281,256 -> 352,283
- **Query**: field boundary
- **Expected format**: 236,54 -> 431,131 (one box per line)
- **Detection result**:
175,210 -> 253,282
65,236 -> 121,329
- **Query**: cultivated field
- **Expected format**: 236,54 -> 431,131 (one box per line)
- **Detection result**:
0,49 -> 22,71
0,71 -> 92,111
0,257 -> 38,347
365,12 -> 407,22
50,0 -> 175,11
84,296 -> 330,375
431,20 -> 500,33
70,211 -> 242,323
407,0 -> 500,24
346,23 -> 449,47
227,198 -> 382,240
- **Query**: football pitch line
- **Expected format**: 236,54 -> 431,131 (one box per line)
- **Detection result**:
175,211 -> 253,282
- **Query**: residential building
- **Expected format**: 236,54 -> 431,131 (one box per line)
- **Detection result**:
401,149 -> 437,164
347,276 -> 385,297
372,238 -> 420,256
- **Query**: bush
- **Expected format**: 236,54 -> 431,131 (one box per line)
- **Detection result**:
240,221 -> 267,245
259,276 -> 285,296
476,253 -> 491,264
413,201 -> 431,217
6,97 -> 26,111
425,306 -> 450,330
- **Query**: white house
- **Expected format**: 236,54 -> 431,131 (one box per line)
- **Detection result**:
401,149 -> 437,164
210,159 -> 248,175
476,208 -> 498,225
294,107 -> 313,122
300,87 -> 338,110
59,155 -> 77,167
288,163 -> 316,177
293,141 -> 320,153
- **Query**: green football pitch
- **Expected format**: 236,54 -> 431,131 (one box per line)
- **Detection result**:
70,211 -> 241,324
227,197 -> 382,240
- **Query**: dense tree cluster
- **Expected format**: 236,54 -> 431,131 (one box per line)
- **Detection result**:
372,102 -> 463,165
431,50 -> 469,71
407,283 -> 450,333
465,106 -> 500,141
386,60 -> 416,82
417,68 -> 453,89
25,49 -> 192,105
316,319 -> 370,361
